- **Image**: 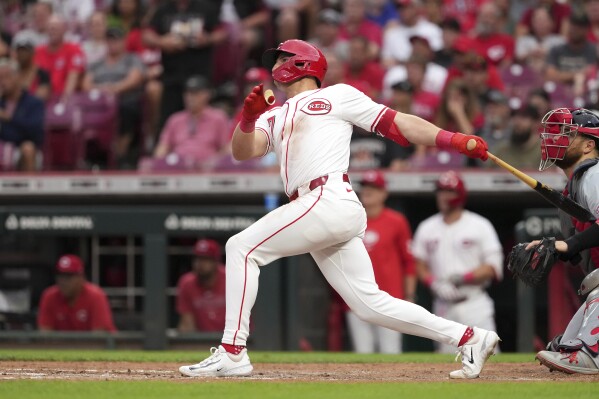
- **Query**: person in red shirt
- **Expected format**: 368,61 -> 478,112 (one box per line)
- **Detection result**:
37,255 -> 116,332
177,239 -> 227,333
344,36 -> 385,100
471,2 -> 514,67
339,0 -> 383,58
344,170 -> 416,353
34,14 -> 85,99
517,0 -> 571,38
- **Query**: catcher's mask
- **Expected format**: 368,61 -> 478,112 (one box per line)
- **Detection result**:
262,40 -> 328,87
435,170 -> 466,208
539,108 -> 599,171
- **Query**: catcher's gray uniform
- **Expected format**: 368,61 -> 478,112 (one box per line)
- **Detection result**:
551,159 -> 599,368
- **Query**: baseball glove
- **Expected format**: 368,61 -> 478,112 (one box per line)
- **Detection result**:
507,237 -> 560,286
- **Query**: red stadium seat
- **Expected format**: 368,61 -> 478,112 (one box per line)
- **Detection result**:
43,97 -> 84,170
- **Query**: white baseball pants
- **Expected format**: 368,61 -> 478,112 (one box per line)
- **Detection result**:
222,173 -> 468,347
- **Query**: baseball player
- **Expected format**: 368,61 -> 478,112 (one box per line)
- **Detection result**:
178,39 -> 499,379
412,171 -> 503,354
526,108 -> 599,374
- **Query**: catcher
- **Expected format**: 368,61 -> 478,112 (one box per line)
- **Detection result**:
507,108 -> 599,374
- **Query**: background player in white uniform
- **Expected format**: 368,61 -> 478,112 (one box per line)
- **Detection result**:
523,108 -> 599,374
412,171 -> 503,354
178,39 -> 499,379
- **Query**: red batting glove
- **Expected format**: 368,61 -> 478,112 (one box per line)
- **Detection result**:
436,130 -> 488,161
239,84 -> 269,133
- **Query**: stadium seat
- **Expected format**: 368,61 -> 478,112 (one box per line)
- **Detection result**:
43,96 -> 84,170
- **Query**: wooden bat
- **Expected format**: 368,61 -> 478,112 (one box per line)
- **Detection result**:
264,89 -> 275,105
485,150 -> 595,222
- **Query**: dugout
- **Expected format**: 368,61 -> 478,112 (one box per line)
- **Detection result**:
0,170 -> 579,352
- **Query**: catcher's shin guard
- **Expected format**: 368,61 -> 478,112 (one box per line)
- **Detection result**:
558,286 -> 599,359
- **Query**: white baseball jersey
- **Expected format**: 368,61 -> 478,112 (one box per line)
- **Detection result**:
255,84 -> 387,196
412,210 -> 504,296
219,84 -> 477,351
412,210 -> 503,353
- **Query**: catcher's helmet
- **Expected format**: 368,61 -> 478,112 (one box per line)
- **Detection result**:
579,268 -> 599,296
435,170 -> 467,208
262,40 -> 328,87
539,108 -> 599,171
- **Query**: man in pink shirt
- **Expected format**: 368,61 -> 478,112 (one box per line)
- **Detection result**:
153,76 -> 230,170
177,239 -> 226,333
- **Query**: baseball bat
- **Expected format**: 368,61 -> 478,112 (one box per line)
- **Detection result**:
486,151 -> 596,222
264,89 -> 275,105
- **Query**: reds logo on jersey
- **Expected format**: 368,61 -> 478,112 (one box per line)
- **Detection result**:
301,99 -> 332,115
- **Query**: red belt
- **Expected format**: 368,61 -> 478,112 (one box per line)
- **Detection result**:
289,174 -> 350,201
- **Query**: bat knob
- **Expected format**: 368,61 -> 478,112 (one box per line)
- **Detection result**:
264,89 -> 275,105
466,139 -> 477,151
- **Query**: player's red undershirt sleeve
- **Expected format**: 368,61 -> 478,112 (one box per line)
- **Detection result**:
91,291 -> 117,332
37,291 -> 54,329
374,108 -> 410,147
396,217 -> 417,276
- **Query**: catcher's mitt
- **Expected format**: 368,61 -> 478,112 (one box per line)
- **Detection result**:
507,237 -> 560,286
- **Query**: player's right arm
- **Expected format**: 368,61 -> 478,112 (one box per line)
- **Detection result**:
231,84 -> 271,161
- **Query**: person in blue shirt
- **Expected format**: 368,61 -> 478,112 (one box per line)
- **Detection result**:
0,58 -> 44,171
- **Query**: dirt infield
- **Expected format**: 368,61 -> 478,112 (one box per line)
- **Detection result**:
1,361 -> 598,382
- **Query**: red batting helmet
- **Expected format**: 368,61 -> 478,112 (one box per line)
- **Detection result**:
435,170 -> 467,208
539,108 -> 599,171
262,40 -> 328,87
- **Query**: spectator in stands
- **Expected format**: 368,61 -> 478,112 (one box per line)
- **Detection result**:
177,239 -> 226,333
345,171 -> 416,353
0,58 -> 44,172
433,17 -> 461,69
340,0 -> 382,59
403,55 -> 440,122
515,6 -> 565,73
82,11 -> 108,67
47,0 -> 96,41
476,89 -> 512,154
435,78 -> 482,136
441,0 -> 484,33
381,0 -> 442,67
586,0 -> 599,45
309,9 -> 349,61
472,2 -> 514,68
262,0 -> 317,44
322,51 -> 345,87
527,87 -> 552,117
12,0 -> 52,48
153,76 -> 230,170
489,105 -> 541,170
34,14 -> 85,100
546,14 -> 597,97
143,0 -> 226,130
344,35 -> 385,100
516,0 -> 571,38
1,0 -> 24,37
365,0 -> 399,28
225,0 -> 270,59
38,254 -> 116,332
445,37 -> 505,92
12,32 -> 50,102
462,54 -> 494,105
83,26 -> 145,168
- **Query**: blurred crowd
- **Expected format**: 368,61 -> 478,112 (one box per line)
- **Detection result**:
0,0 -> 597,172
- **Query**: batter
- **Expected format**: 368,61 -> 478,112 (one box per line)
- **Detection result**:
178,39 -> 499,379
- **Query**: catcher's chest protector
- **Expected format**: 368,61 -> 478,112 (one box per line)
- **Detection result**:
559,159 -> 599,275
